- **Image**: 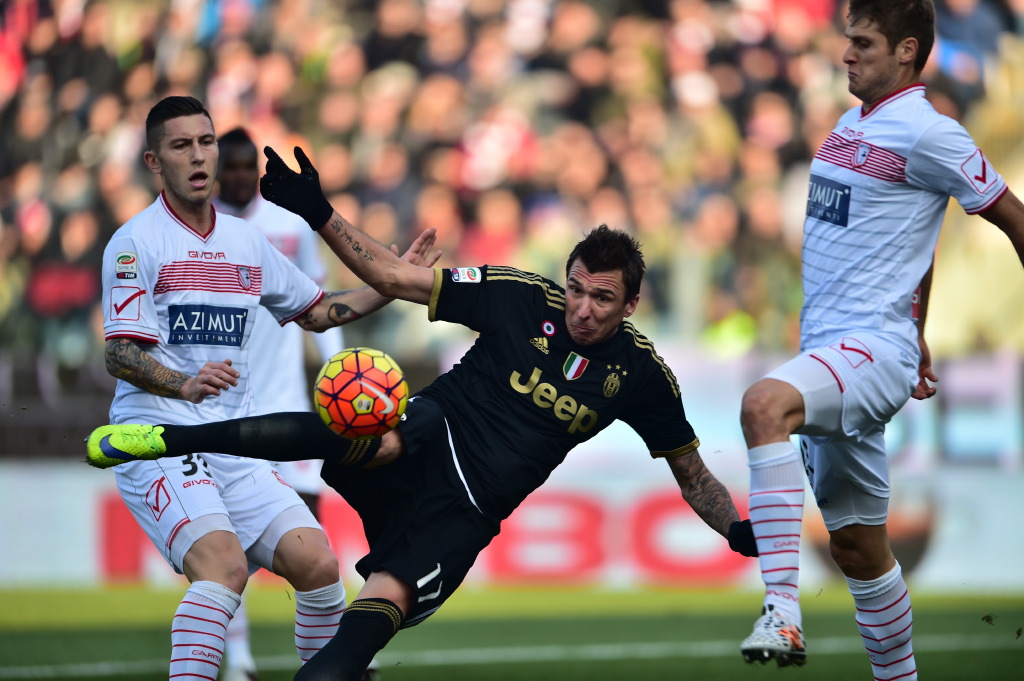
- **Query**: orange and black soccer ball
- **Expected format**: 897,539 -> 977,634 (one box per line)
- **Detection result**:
313,347 -> 409,440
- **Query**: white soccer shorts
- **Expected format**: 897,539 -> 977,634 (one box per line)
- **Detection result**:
764,333 -> 918,530
113,450 -> 319,571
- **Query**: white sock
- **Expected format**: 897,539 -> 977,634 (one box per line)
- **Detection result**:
170,580 -> 241,680
748,441 -> 804,626
294,581 -> 347,664
848,563 -> 917,681
224,592 -> 256,672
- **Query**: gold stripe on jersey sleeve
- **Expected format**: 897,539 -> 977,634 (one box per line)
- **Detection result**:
650,437 -> 701,459
486,266 -> 566,310
622,323 -> 680,398
427,267 -> 444,321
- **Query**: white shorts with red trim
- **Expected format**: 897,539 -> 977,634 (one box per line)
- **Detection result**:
764,333 -> 918,530
113,450 -> 318,572
273,459 -> 325,496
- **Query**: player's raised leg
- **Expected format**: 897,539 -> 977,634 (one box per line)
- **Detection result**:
85,413 -> 384,469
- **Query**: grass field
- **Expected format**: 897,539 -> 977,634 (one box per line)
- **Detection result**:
1,586 -> 1021,680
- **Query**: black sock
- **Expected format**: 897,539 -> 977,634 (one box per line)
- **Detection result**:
157,412 -> 380,467
294,598 -> 403,681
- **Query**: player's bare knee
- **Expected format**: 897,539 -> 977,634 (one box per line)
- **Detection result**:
828,528 -> 891,578
740,384 -> 786,442
187,558 -> 249,594
307,548 -> 341,588
281,545 -> 339,592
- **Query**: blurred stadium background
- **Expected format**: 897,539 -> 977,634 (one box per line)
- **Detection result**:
0,0 -> 1022,679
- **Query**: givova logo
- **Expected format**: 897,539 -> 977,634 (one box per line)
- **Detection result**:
806,174 -> 850,227
168,304 -> 248,346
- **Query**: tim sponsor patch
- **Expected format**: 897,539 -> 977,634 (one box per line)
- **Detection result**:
115,251 -> 138,279
451,267 -> 481,283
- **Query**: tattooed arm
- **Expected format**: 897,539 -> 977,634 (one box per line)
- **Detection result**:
105,338 -> 239,404
315,213 -> 438,306
260,147 -> 439,305
665,449 -> 741,538
295,223 -> 443,332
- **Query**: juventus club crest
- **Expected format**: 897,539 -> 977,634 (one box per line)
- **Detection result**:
237,265 -> 252,289
603,371 -> 620,398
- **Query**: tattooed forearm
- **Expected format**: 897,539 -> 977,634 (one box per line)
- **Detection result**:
297,295 -> 366,331
326,301 -> 363,325
105,338 -> 189,399
667,451 -> 740,537
330,216 -> 376,262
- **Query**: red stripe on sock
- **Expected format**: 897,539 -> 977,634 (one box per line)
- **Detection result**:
873,669 -> 917,681
856,590 -> 909,614
856,604 -> 912,628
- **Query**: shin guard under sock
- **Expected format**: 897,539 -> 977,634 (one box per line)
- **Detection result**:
294,598 -> 403,681
848,563 -> 917,681
748,441 -> 805,626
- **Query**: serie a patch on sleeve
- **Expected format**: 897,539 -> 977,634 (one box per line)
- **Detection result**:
115,251 -> 138,279
451,267 -> 481,283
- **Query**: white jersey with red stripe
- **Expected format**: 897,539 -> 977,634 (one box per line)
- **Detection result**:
213,195 -> 344,494
213,195 -> 344,417
101,192 -> 324,427
801,84 -> 1007,357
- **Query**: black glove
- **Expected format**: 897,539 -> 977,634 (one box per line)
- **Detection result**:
259,146 -> 335,230
728,519 -> 758,557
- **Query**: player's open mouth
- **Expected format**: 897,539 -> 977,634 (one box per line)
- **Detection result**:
189,171 -> 209,188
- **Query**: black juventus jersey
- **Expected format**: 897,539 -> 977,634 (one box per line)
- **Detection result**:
418,265 -> 699,520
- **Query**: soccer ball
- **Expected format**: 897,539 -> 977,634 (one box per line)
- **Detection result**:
313,347 -> 409,439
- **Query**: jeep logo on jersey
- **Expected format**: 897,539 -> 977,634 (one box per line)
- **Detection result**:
509,367 -> 598,434
806,174 -> 850,227
168,304 -> 248,346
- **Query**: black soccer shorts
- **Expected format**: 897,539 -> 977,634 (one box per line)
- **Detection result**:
321,397 -> 500,627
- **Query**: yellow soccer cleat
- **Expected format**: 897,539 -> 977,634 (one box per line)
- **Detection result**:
86,424 -> 167,469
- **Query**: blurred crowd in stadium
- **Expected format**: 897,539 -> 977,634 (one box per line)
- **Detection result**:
1,0 -> 1022,414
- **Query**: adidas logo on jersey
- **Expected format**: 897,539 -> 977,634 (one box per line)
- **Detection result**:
530,336 -> 549,354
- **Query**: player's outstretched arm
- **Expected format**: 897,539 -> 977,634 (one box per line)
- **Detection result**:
980,189 -> 1024,267
294,228 -> 442,332
104,338 -> 239,404
260,145 -> 439,305
665,449 -> 756,556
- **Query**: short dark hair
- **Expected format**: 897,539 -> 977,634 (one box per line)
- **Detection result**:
848,0 -> 935,73
217,127 -> 255,151
565,225 -> 646,301
145,96 -> 213,151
